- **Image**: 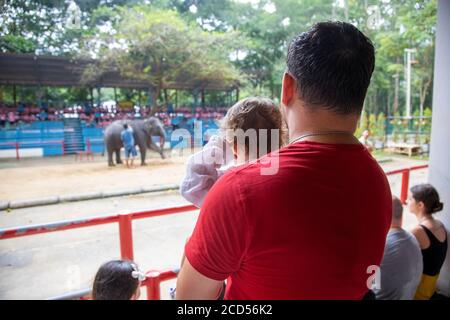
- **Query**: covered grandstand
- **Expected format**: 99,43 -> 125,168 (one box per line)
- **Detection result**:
0,52 -> 240,156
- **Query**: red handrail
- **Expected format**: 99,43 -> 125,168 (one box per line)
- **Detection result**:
0,204 -> 197,241
0,164 -> 428,299
50,268 -> 179,300
385,164 -> 428,204
0,140 -> 65,160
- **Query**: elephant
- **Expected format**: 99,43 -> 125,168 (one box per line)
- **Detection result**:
104,117 -> 166,166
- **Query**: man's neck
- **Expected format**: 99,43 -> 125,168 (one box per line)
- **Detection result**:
287,104 -> 360,144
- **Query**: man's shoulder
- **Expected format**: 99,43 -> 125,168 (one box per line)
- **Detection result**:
387,229 -> 421,252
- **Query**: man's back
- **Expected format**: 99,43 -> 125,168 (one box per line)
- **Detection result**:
185,141 -> 391,299
120,128 -> 134,147
375,229 -> 423,300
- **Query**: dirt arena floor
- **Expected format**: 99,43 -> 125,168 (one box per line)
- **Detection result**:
0,149 -> 427,203
0,149 -> 200,202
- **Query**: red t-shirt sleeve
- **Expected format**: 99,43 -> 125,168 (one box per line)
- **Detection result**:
185,170 -> 248,281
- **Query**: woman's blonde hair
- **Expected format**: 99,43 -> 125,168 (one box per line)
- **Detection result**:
221,97 -> 286,156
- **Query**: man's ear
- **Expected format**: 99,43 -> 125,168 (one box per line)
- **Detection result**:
281,72 -> 296,107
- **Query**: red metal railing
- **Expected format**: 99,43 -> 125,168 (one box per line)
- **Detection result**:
0,140 -> 65,159
385,164 -> 428,204
0,204 -> 197,300
0,164 -> 428,299
143,268 -> 179,300
49,268 -> 180,300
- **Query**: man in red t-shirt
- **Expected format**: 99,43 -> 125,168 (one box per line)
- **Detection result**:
176,21 -> 391,300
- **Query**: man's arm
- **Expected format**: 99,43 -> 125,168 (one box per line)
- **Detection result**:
176,170 -> 247,300
176,257 -> 223,300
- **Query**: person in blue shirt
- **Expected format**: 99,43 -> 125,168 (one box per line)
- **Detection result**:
39,110 -> 48,121
17,102 -> 25,115
120,124 -> 137,168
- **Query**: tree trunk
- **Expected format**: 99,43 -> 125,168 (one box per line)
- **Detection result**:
175,90 -> 178,108
164,89 -> 168,104
419,76 -> 432,118
150,86 -> 161,116
13,84 -> 17,107
344,0 -> 349,21
393,73 -> 399,114
90,87 -> 94,108
201,89 -> 205,108
374,89 -> 378,114
387,91 -> 390,117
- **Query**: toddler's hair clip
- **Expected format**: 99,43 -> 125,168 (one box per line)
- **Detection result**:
131,263 -> 146,281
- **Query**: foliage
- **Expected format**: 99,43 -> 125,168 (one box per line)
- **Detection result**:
0,0 -> 438,114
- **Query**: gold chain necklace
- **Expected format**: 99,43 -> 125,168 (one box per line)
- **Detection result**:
289,131 -> 357,145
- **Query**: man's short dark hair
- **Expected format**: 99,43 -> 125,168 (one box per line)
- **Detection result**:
123,124 -> 128,129
392,196 -> 403,221
286,21 -> 375,114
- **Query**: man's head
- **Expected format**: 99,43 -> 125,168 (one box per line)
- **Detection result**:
391,196 -> 403,228
281,22 -> 375,135
362,129 -> 370,139
123,124 -> 128,130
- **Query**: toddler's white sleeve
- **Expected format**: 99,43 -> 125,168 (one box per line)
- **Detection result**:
180,135 -> 230,208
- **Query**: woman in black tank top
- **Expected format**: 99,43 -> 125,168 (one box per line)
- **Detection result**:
408,184 -> 447,300
419,224 -> 448,276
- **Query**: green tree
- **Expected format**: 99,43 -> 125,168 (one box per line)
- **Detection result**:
82,6 -> 240,108
376,112 -> 386,142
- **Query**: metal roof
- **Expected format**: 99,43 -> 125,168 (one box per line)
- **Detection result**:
0,52 -> 239,91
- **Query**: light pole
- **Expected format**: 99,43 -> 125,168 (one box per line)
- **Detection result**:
404,48 -> 417,119
392,73 -> 399,115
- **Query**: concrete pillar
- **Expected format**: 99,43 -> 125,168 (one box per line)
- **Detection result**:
429,0 -> 450,297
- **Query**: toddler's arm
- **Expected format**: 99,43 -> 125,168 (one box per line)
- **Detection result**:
180,135 -> 231,207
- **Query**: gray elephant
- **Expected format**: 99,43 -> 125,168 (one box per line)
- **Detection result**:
104,117 -> 166,166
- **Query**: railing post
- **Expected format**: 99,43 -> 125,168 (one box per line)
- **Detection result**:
62,140 -> 65,156
146,272 -> 161,300
400,169 -> 410,204
15,142 -> 19,160
118,213 -> 134,260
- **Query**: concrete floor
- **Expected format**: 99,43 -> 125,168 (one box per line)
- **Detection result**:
0,191 -> 198,300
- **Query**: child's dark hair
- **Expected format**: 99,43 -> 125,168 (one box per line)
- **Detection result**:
410,183 -> 444,215
92,260 -> 140,300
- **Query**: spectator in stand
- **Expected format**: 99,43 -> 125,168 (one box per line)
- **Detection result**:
85,103 -> 93,117
95,110 -> 101,124
17,102 -> 25,115
167,103 -> 174,115
8,111 -> 15,125
39,109 -> 48,121
0,112 -> 6,127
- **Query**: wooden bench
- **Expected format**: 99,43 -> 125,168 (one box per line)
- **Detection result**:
387,143 -> 422,157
